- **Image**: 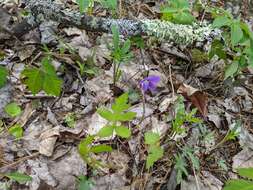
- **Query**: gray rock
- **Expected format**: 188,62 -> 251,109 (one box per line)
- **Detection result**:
0,83 -> 13,117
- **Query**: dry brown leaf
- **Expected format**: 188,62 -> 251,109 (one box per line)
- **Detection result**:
177,84 -> 208,117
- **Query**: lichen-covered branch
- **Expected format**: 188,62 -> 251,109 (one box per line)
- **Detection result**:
21,0 -> 218,46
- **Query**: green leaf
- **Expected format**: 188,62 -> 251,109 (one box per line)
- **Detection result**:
5,172 -> 32,184
112,93 -> 130,113
237,168 -> 253,180
100,0 -> 117,11
77,175 -> 93,190
77,0 -> 90,13
144,132 -> 160,145
173,11 -> 195,25
111,25 -> 119,50
175,154 -> 188,184
78,136 -> 95,156
223,179 -> 253,190
97,108 -> 116,121
212,16 -> 231,28
115,125 -> 131,138
4,102 -> 22,117
8,124 -> 23,139
90,145 -> 112,153
225,61 -> 239,79
146,145 -> 164,169
209,39 -> 226,59
231,22 -> 243,46
97,125 -> 114,137
22,68 -> 43,95
0,65 -> 8,88
22,57 -> 62,96
114,112 -> 136,121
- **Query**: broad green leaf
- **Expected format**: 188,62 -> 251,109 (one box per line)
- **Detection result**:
4,102 -> 22,117
5,172 -> 32,184
173,11 -> 195,25
114,112 -> 136,121
78,136 -> 95,156
112,93 -> 130,113
237,168 -> 253,180
146,145 -> 163,169
100,0 -> 117,11
97,125 -> 114,137
212,16 -> 231,28
115,125 -> 131,138
43,74 -> 62,96
22,57 -> 62,96
90,145 -> 112,153
144,132 -> 160,145
209,39 -> 226,59
97,108 -> 116,121
223,179 -> 253,190
225,61 -> 239,79
8,124 -> 23,138
22,68 -> 43,95
0,65 -> 8,88
231,22 -> 243,46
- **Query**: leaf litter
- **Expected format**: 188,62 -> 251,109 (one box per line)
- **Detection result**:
0,0 -> 253,189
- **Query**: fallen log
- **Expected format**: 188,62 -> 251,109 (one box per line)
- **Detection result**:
15,0 -> 219,45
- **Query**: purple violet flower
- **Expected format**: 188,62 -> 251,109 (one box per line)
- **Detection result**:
140,75 -> 161,93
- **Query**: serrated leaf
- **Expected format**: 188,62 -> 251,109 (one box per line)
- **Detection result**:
8,124 -> 23,139
225,61 -> 239,79
112,93 -> 130,113
213,16 -> 231,28
237,168 -> 253,180
4,102 -> 22,117
97,125 -> 114,137
115,125 -> 131,138
114,112 -> 136,121
5,172 -> 32,184
175,154 -> 188,184
144,132 -> 160,145
223,179 -> 253,190
231,22 -> 243,46
97,108 -> 115,121
22,68 -> 43,95
22,57 -> 62,96
146,146 -> 163,169
78,136 -> 95,156
0,65 -> 8,88
90,145 -> 112,153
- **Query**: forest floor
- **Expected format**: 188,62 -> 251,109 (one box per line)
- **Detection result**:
0,0 -> 253,190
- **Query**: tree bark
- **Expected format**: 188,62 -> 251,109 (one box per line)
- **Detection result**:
17,0 -> 218,46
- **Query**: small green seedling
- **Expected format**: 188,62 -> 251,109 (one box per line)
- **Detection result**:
4,102 -> 22,118
160,0 -> 196,25
4,102 -> 23,138
8,124 -> 23,139
110,25 -> 133,86
174,145 -> 200,184
78,135 -> 112,168
172,96 -> 202,135
22,56 -> 62,96
3,172 -> 32,184
144,132 -> 164,169
0,65 -> 8,89
224,168 -> 253,190
76,175 -> 94,190
97,93 -> 136,139
64,113 -> 76,128
77,0 -> 117,15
